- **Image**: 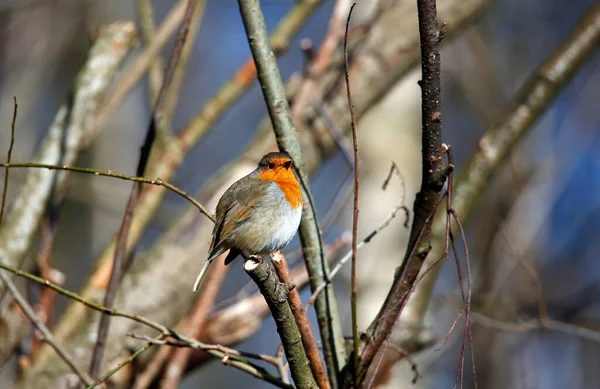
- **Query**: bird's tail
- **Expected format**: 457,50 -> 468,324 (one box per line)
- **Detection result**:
192,257 -> 213,293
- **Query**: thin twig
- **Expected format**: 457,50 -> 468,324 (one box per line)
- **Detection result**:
30,216 -> 64,359
1,163 -> 213,220
271,251 -> 330,389
344,3 -> 360,384
292,0 -> 353,124
129,334 -> 295,389
163,0 -> 207,128
307,194 -> 408,308
136,0 -> 166,105
88,335 -> 164,389
0,96 -> 17,229
89,0 -> 199,378
0,271 -> 94,387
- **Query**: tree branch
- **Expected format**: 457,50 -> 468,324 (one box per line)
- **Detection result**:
0,261 -> 291,389
27,1 -> 489,385
237,0 -> 347,382
244,258 -> 318,389
404,0 -> 600,351
351,0 -> 448,385
271,251 -> 330,389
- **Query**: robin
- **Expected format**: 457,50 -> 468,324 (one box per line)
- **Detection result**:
192,151 -> 303,292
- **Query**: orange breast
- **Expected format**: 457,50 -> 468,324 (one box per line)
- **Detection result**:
258,167 -> 303,209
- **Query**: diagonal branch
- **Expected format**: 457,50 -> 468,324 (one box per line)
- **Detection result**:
0,22 -> 138,362
0,271 -> 94,387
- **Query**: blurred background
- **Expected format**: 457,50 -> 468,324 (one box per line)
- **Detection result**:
0,0 -> 599,388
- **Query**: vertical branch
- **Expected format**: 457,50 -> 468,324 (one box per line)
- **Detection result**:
352,0 -> 448,385
406,0 -> 600,353
343,3 -> 360,384
136,0 -> 166,105
0,97 -> 17,229
236,0 -> 347,382
271,251 -> 330,389
88,0 -> 198,378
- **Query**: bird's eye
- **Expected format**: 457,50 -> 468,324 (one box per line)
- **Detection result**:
268,162 -> 275,169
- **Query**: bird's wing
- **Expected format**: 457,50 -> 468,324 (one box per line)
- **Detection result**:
208,178 -> 271,257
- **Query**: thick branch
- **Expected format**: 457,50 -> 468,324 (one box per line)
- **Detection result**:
244,258 -> 318,389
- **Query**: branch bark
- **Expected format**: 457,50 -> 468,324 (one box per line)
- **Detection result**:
245,258 -> 318,389
271,251 -> 330,389
350,0 -> 448,385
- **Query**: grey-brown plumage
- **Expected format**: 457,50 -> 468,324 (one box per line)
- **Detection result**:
192,152 -> 302,292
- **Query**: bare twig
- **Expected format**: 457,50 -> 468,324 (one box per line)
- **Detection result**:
237,0 -> 346,381
244,257 -> 318,388
0,96 -> 17,229
1,162 -> 213,221
292,0 -> 353,123
30,217 -> 65,359
308,194 -> 408,308
0,271 -> 94,387
271,251 -> 330,389
163,0 -> 207,129
353,0 -> 448,385
89,0 -> 199,378
344,3 -> 360,384
136,0 -> 166,105
130,334 -> 294,389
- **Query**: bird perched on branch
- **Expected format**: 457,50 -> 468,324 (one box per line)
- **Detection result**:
193,152 -> 303,292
